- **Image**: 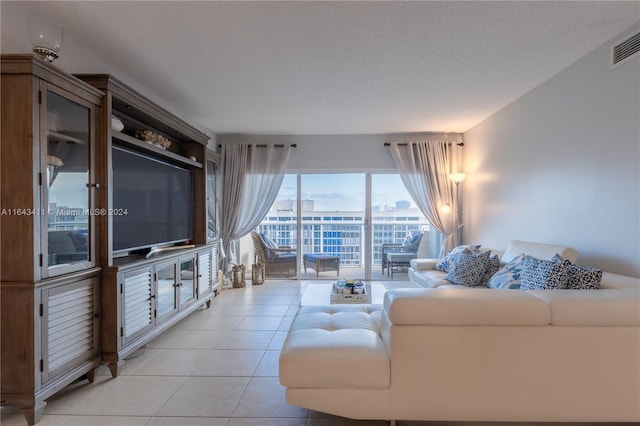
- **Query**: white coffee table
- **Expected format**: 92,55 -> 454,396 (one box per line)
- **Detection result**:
300,282 -> 386,306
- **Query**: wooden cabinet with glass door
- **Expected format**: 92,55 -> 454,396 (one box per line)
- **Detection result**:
74,73 -> 217,379
0,54 -> 103,425
102,245 -> 217,377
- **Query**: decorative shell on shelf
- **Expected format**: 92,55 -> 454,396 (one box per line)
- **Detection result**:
154,135 -> 172,150
135,129 -> 172,150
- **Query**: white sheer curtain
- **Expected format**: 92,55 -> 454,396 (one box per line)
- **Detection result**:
219,143 -> 291,267
388,139 -> 460,256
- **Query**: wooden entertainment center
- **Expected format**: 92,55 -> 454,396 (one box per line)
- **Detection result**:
0,55 -> 220,425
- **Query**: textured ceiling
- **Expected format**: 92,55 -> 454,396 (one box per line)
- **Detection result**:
7,1 -> 640,134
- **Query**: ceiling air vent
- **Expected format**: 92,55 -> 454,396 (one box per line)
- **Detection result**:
612,31 -> 640,66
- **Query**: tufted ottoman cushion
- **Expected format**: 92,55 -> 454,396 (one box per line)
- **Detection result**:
279,305 -> 390,389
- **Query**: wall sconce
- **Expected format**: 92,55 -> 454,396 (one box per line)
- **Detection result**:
28,14 -> 63,63
449,172 -> 466,186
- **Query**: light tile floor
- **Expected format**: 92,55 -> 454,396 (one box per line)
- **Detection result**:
1,279 -> 621,426
1,279 -> 415,426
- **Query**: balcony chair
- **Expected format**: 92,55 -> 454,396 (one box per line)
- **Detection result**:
382,231 -> 424,278
250,231 -> 297,277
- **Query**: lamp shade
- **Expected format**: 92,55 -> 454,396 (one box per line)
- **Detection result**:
439,204 -> 452,215
449,172 -> 466,184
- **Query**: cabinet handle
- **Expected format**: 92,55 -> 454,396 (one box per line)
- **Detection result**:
86,183 -> 100,189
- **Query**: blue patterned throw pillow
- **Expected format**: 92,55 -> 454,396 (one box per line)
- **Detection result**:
567,264 -> 602,289
446,250 -> 491,287
550,254 -> 602,290
436,244 -> 481,272
520,255 -> 570,290
487,253 -> 526,289
401,232 -> 423,252
482,254 -> 501,286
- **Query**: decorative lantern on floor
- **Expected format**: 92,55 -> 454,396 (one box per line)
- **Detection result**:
252,262 -> 265,285
232,264 -> 246,288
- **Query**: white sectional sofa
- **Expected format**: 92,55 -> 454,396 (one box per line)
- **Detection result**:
279,241 -> 640,423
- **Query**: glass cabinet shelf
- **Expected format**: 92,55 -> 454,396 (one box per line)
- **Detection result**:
48,130 -> 86,145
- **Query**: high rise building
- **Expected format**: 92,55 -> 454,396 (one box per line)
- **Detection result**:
395,200 -> 411,210
258,207 -> 430,266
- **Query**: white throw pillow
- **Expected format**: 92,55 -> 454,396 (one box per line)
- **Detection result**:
410,259 -> 439,271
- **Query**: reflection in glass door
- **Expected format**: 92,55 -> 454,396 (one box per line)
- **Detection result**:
46,91 -> 91,270
179,257 -> 196,307
155,261 -> 177,321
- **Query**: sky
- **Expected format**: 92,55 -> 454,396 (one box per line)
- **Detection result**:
277,173 -> 418,212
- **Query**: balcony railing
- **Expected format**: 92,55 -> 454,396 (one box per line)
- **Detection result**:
257,217 -> 430,267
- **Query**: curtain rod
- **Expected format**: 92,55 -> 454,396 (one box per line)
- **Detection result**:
384,142 -> 464,147
218,144 -> 297,148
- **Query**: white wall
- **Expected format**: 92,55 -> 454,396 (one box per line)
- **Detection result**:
219,132 -> 462,269
463,24 -> 640,277
0,2 -> 213,139
217,133 -> 461,172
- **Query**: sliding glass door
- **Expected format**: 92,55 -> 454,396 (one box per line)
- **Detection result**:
256,173 -> 432,280
300,174 -> 366,280
371,174 -> 431,278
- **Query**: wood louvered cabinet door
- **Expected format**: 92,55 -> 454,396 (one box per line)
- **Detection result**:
121,267 -> 154,345
40,277 -> 100,384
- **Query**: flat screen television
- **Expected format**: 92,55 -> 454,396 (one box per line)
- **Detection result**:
112,145 -> 193,253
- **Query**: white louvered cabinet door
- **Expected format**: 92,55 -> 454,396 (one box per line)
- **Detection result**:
121,267 -> 154,344
41,277 -> 100,384
211,245 -> 219,291
198,249 -> 212,298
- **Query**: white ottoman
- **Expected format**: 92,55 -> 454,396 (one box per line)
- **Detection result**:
279,304 -> 390,389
